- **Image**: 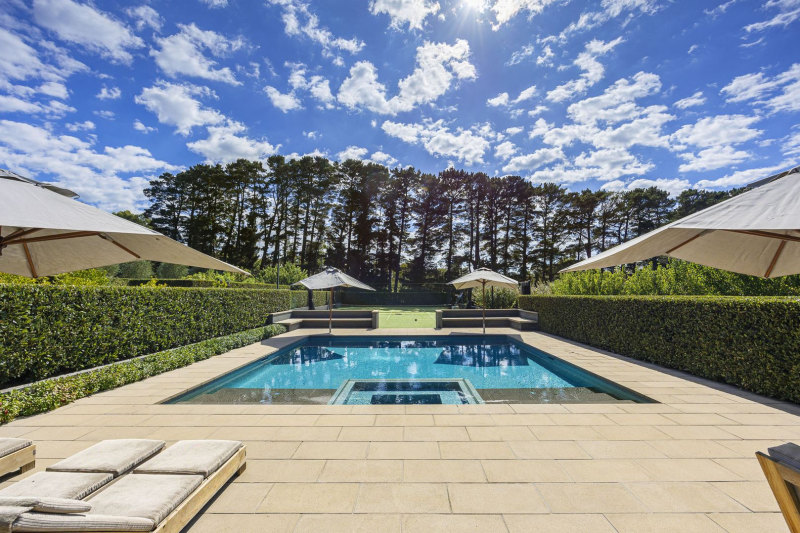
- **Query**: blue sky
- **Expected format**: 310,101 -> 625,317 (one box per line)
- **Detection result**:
1,0 -> 798,211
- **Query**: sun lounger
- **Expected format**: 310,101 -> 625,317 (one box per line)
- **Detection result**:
0,440 -> 35,478
756,442 -> 800,533
0,439 -> 245,532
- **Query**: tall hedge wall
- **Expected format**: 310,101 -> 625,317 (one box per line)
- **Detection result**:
518,295 -> 800,403
0,285 -> 327,388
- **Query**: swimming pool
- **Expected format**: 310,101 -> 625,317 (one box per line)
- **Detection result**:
167,335 -> 653,405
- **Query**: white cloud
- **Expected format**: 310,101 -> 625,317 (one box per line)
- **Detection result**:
93,109 -> 115,120
721,64 -> 800,112
505,126 -> 524,136
696,162 -> 790,188
0,94 -> 75,117
487,92 -> 509,107
537,45 -> 554,65
338,40 -> 475,115
602,177 -> 691,196
126,5 -> 163,31
488,85 -> 537,108
382,119 -> 490,165
303,130 -> 318,139
37,81 -> 68,99
506,44 -> 534,66
65,120 -> 94,131
370,0 -> 441,30
267,0 -> 364,62
494,140 -> 517,160
370,150 -> 398,166
96,86 -> 121,100
744,0 -> 800,32
187,120 -> 277,162
674,91 -> 706,109
135,81 -> 224,135
678,145 -> 750,172
151,24 -> 243,85
264,85 -> 303,112
133,120 -> 156,133
502,147 -> 563,172
32,0 -> 144,63
546,38 -> 624,103
545,0 -> 659,42
783,131 -> 800,155
285,63 -> 335,108
201,0 -> 229,7
490,0 -> 560,30
671,114 -> 762,148
337,145 -> 369,160
0,119 -> 177,210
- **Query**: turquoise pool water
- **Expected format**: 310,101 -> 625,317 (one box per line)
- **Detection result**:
168,335 -> 653,405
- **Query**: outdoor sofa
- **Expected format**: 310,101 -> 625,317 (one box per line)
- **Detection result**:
0,438 -> 245,532
757,442 -> 800,532
435,309 -> 539,330
0,439 -> 35,479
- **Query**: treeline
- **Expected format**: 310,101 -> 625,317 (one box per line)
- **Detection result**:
144,156 -> 741,289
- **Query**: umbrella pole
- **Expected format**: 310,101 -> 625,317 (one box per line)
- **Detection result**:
329,287 -> 333,334
482,281 -> 486,335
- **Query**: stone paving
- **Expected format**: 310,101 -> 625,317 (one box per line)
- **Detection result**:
1,327 -> 797,532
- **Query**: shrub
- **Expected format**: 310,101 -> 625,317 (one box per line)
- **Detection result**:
0,285 -> 325,387
118,261 -> 154,279
253,263 -> 309,285
551,259 -> 800,296
518,295 -> 800,403
156,263 -> 188,279
474,288 -> 518,309
0,324 -> 286,423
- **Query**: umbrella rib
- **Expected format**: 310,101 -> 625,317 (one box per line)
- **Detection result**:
764,240 -> 787,279
2,228 -> 41,242
665,230 -> 709,254
22,243 -> 38,278
728,229 -> 800,244
4,231 -> 101,245
99,234 -> 141,259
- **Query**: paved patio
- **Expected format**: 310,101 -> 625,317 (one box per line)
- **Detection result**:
1,327 -> 797,532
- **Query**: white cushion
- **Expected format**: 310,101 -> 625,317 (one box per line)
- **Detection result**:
0,498 -> 89,514
0,472 -> 113,500
12,512 -> 154,532
47,440 -> 164,477
87,474 -> 202,524
134,440 -> 242,478
0,439 -> 31,458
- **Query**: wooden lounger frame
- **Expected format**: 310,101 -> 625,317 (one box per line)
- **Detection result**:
757,451 -> 800,533
0,444 -> 35,478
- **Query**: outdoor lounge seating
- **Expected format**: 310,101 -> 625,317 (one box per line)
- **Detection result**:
0,439 -> 245,532
435,309 -> 538,330
0,439 -> 35,479
756,442 -> 800,532
269,309 -> 378,330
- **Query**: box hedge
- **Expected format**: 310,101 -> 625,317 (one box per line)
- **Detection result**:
0,285 -> 327,387
0,324 -> 286,423
124,279 -> 294,290
518,295 -> 800,403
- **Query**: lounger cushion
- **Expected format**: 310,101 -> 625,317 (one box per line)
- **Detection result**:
768,442 -> 800,471
47,440 -> 165,477
0,498 -> 89,514
0,472 -> 113,500
0,440 -> 31,458
87,473 -> 202,525
134,440 -> 242,478
12,512 -> 154,532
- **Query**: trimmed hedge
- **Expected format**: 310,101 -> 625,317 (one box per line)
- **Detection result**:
518,295 -> 800,403
0,324 -> 286,423
0,285 -> 326,387
124,279 -> 294,290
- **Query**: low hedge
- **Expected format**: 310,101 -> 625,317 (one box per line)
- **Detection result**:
0,324 -> 286,423
0,285 -> 326,387
518,295 -> 800,403
124,279 -> 294,290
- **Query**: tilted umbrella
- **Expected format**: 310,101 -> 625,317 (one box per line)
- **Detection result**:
294,266 -> 375,333
561,165 -> 800,278
0,169 -> 246,277
449,267 -> 519,333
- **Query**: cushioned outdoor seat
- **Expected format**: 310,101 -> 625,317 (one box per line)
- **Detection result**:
0,472 -> 113,500
0,439 -> 35,478
47,440 -> 164,477
757,441 -> 800,533
133,440 -> 242,478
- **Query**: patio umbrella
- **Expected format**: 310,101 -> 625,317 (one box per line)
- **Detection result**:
293,266 -> 375,333
449,268 -> 519,333
561,165 -> 800,278
0,169 -> 246,277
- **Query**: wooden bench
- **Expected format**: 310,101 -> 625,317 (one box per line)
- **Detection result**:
436,309 -> 538,331
269,309 -> 378,330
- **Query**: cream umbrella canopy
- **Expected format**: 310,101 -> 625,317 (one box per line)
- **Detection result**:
561,166 -> 800,279
293,266 -> 375,333
0,170 -> 246,277
449,267 -> 519,333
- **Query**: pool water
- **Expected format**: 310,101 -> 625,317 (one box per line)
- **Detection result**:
167,335 -> 653,405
